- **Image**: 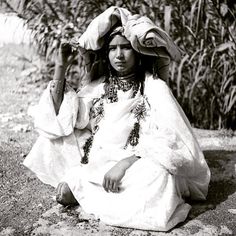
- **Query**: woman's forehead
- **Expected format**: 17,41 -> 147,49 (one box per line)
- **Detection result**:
109,35 -> 130,46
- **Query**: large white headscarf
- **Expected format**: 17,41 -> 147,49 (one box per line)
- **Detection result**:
71,6 -> 181,81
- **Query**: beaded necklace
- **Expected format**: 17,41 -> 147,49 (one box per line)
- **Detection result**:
104,75 -> 140,103
80,75 -> 148,164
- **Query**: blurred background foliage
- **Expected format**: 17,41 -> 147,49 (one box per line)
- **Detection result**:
1,0 -> 236,130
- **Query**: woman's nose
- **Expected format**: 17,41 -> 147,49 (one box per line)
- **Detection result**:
116,47 -> 124,59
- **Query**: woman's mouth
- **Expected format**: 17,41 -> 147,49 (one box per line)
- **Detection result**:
115,62 -> 125,66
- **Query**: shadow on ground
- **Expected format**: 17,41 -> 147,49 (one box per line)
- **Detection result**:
189,150 -> 236,213
205,150 -> 236,205
182,150 -> 236,235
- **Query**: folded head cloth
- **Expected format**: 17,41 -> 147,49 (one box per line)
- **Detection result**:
71,6 -> 181,81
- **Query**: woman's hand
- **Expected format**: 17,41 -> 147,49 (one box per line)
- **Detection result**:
103,163 -> 126,193
102,155 -> 140,193
57,39 -> 77,68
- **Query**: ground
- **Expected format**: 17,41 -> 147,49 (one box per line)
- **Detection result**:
0,44 -> 235,236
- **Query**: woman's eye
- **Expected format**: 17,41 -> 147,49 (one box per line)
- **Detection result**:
109,47 -> 116,51
122,45 -> 132,50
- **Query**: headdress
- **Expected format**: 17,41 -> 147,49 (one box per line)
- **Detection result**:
108,26 -> 125,39
71,6 -> 182,82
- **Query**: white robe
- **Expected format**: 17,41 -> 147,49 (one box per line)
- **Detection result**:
24,74 -> 210,231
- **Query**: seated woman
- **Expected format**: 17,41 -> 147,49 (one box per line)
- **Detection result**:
24,6 -> 210,232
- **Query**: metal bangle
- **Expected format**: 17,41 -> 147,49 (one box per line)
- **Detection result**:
50,80 -> 64,94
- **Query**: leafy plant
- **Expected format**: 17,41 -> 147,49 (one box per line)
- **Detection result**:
1,0 -> 235,129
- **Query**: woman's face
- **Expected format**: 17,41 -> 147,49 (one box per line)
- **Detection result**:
108,35 -> 137,76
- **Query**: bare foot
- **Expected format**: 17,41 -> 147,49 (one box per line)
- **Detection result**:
56,182 -> 79,206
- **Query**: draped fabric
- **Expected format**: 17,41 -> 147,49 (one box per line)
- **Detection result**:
24,74 -> 210,231
70,6 -> 181,82
76,6 -> 181,60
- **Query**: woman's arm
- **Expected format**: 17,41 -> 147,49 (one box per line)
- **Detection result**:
50,41 -> 76,114
50,63 -> 67,114
103,155 -> 140,192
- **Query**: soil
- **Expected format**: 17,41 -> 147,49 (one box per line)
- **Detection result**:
0,44 -> 54,235
0,44 -> 236,236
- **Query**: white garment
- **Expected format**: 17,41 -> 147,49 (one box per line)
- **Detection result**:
24,74 -> 210,231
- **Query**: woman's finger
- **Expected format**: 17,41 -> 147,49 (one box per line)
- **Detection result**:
102,178 -> 108,192
107,179 -> 113,192
67,52 -> 77,65
106,178 -> 111,192
111,181 -> 118,192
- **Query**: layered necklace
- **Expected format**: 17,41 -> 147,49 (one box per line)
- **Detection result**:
81,73 -> 148,164
104,73 -> 140,103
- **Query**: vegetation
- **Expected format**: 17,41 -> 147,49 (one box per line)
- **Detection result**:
1,0 -> 235,130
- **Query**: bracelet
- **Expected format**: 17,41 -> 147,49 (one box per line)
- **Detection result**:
50,80 -> 64,94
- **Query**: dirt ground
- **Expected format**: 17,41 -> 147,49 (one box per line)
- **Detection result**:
0,44 -> 55,235
0,44 -> 236,236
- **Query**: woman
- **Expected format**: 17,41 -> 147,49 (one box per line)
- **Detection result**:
24,6 -> 210,231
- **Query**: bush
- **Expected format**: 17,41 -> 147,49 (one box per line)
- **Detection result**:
1,0 -> 236,130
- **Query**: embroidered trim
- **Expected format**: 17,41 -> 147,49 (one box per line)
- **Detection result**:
125,122 -> 140,147
131,98 -> 148,121
81,135 -> 94,164
124,96 -> 149,149
89,98 -> 105,124
81,97 -> 104,164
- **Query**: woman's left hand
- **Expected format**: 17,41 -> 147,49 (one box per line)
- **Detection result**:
103,163 -> 126,193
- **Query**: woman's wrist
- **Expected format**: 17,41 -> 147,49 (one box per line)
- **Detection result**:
117,155 -> 140,171
55,62 -> 67,71
53,62 -> 67,82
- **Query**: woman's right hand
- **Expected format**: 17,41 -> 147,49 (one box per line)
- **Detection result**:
57,39 -> 76,68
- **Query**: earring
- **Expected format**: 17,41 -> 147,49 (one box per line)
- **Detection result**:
108,64 -> 112,77
139,58 -> 142,67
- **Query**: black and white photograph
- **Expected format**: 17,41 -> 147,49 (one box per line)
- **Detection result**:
0,1 -> 235,235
